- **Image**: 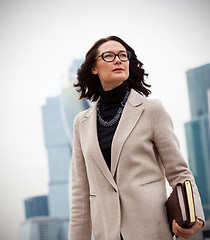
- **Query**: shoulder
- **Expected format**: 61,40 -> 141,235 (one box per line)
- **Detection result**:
144,98 -> 166,114
130,89 -> 166,112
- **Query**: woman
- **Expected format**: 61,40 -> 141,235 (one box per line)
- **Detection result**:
69,36 -> 205,240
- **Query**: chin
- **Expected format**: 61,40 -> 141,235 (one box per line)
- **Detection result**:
113,75 -> 128,82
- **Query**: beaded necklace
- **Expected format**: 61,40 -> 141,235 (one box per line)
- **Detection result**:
97,89 -> 130,127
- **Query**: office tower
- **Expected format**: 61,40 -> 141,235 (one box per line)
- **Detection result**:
41,59 -> 89,238
186,64 -> 210,118
42,96 -> 71,221
20,95 -> 72,240
20,59 -> 90,240
203,219 -> 210,239
20,195 -> 67,240
20,217 -> 66,240
24,195 -> 49,219
60,59 -> 89,146
68,58 -> 83,74
185,116 -> 210,215
41,96 -> 71,239
42,59 -> 89,220
184,64 -> 210,220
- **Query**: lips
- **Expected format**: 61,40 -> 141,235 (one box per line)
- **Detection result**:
113,68 -> 124,72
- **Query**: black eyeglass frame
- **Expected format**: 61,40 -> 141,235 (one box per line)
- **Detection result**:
95,50 -> 131,62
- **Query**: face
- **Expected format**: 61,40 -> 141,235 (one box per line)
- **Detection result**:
92,40 -> 130,91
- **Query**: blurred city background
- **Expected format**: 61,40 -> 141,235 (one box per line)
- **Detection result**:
0,0 -> 210,240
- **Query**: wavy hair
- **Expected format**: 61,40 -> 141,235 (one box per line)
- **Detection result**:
74,36 -> 151,101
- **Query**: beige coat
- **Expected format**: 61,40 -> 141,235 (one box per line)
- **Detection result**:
69,89 -> 205,240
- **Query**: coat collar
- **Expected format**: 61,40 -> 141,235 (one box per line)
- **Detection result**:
81,89 -> 145,185
127,89 -> 144,107
84,89 -> 144,118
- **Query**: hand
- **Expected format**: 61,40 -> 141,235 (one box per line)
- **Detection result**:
172,218 -> 203,239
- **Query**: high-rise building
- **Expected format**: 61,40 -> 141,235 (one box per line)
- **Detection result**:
20,195 -> 67,240
42,96 -> 71,221
20,95 -> 72,240
186,64 -> 210,118
60,60 -> 89,147
24,195 -> 49,219
184,64 -> 210,220
20,59 -> 90,240
185,117 -> 210,211
203,219 -> 210,239
42,59 -> 89,239
19,217 -> 66,240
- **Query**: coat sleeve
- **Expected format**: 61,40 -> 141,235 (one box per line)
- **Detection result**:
151,99 -> 205,224
68,115 -> 92,240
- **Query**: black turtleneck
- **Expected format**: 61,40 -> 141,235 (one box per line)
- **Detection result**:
97,81 -> 129,170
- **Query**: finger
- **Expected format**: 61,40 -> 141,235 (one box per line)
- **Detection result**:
195,217 -> 204,229
175,227 -> 191,239
173,218 -> 203,239
172,220 -> 193,239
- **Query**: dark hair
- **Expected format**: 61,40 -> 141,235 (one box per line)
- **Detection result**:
74,36 -> 151,101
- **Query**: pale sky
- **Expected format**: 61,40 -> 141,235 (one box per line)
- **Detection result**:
0,0 -> 210,239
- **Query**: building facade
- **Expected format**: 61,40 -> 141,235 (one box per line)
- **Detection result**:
184,64 -> 210,220
42,96 -> 71,221
24,195 -> 49,219
20,217 -> 66,240
20,59 -> 90,240
186,64 -> 210,118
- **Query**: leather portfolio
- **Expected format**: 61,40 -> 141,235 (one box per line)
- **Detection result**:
165,180 -> 196,235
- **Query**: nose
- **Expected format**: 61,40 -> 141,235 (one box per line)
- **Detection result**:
114,55 -> 122,64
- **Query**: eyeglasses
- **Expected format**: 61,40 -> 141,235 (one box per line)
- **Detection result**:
96,51 -> 131,62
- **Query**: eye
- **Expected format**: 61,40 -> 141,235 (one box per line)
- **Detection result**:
103,52 -> 114,59
119,53 -> 127,58
119,51 -> 128,60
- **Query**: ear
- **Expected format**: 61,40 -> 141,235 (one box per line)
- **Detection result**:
91,67 -> 97,75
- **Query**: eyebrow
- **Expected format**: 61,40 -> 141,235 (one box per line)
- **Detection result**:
101,50 -> 127,53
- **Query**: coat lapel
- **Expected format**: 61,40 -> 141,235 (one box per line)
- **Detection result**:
111,89 -> 145,177
81,105 -> 117,189
81,89 -> 145,186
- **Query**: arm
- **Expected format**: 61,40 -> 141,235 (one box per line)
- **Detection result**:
152,100 -> 205,237
69,115 -> 92,240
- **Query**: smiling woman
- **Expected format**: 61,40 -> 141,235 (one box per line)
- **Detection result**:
69,36 -> 205,240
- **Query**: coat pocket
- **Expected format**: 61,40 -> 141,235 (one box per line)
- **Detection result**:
139,177 -> 163,187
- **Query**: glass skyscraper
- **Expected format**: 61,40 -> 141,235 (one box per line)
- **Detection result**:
184,64 -> 210,220
42,96 -> 71,221
24,195 -> 49,219
186,64 -> 210,118
20,59 -> 90,240
20,195 -> 67,240
60,71 -> 89,147
20,217 -> 66,240
42,59 -> 89,238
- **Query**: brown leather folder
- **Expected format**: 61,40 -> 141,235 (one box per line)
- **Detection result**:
165,180 -> 196,235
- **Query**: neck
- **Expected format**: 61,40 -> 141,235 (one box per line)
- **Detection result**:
102,80 -> 125,91
99,80 -> 128,106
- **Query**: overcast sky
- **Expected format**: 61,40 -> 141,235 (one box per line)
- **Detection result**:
0,0 -> 210,239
